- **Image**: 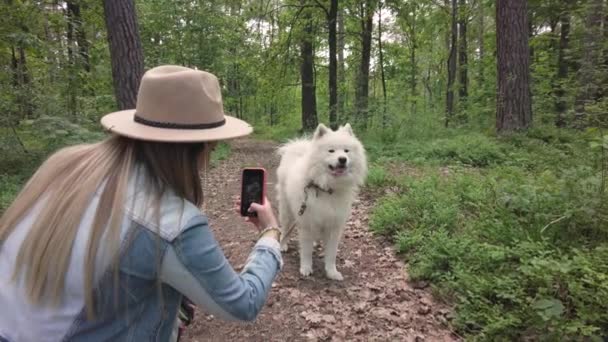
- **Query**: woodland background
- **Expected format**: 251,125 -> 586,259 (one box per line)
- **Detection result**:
1,0 -> 608,339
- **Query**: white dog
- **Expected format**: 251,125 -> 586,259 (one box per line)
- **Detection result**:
276,123 -> 367,280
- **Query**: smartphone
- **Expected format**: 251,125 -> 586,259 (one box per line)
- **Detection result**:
240,168 -> 266,217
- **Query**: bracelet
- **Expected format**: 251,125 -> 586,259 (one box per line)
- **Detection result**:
258,226 -> 282,241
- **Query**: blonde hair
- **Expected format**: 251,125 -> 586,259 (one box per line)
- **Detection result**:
0,135 -> 208,317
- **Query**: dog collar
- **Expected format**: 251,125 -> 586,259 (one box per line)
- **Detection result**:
305,181 -> 334,195
298,181 -> 334,216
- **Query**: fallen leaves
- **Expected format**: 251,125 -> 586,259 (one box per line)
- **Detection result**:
301,311 -> 337,325
342,259 -> 355,268
274,197 -> 457,340
418,305 -> 432,315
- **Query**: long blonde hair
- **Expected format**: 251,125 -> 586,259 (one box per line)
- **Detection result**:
0,135 -> 207,316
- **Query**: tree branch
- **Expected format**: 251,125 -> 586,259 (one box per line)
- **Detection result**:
279,5 -> 308,79
260,4 -> 319,18
312,0 -> 330,17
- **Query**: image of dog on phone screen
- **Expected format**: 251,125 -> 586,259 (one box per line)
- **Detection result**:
244,183 -> 261,209
241,169 -> 265,217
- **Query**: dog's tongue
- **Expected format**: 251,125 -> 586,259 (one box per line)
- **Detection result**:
332,167 -> 346,176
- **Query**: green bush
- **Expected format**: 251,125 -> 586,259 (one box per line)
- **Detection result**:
365,164 -> 394,188
423,134 -> 507,167
211,142 -> 231,165
363,132 -> 507,167
252,122 -> 300,142
0,118 -> 104,214
0,174 -> 24,213
363,128 -> 594,172
370,195 -> 410,235
1,117 -> 233,215
20,115 -> 105,149
369,145 -> 608,340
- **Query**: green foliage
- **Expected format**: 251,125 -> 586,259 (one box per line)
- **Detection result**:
370,195 -> 409,235
369,131 -> 608,340
0,174 -> 21,213
21,116 -> 104,148
0,115 -> 233,215
422,134 -> 507,167
363,132 -> 505,166
252,121 -> 301,142
210,142 -> 231,166
365,164 -> 395,188
0,118 -> 105,214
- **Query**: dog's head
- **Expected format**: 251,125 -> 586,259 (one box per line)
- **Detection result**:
309,123 -> 367,188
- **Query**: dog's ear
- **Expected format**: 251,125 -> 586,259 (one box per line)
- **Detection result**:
313,123 -> 330,140
341,123 -> 354,136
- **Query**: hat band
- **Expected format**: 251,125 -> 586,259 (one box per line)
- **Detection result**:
134,113 -> 226,129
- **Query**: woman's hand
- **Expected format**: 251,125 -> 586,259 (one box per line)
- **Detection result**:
246,197 -> 279,231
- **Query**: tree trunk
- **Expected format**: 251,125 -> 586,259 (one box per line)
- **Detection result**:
424,63 -> 433,109
103,0 -> 145,110
574,0 -> 604,125
300,3 -> 318,131
603,10 -> 608,100
458,0 -> 468,108
11,46 -> 19,87
66,2 -> 78,116
496,0 -> 532,133
328,0 -> 338,130
604,11 -> 608,71
477,3 -> 484,85
445,0 -> 457,127
66,4 -> 74,66
355,0 -> 374,128
17,46 -> 29,87
67,2 -> 90,72
269,101 -> 277,126
9,36 -> 33,118
42,7 -> 56,83
528,13 -> 535,59
238,88 -> 243,120
378,1 -> 387,129
17,45 -> 33,118
337,7 -> 346,122
554,12 -> 570,127
409,4 -> 417,100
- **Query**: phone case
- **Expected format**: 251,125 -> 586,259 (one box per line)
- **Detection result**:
240,167 -> 266,216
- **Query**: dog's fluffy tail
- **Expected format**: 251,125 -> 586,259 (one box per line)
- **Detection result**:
276,138 -> 310,162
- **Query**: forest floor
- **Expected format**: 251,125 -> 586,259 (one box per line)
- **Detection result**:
182,138 -> 459,342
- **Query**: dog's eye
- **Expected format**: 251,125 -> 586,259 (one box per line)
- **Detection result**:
344,149 -> 349,153
328,149 -> 335,153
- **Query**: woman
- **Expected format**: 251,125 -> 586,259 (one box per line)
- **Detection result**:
0,65 -> 283,341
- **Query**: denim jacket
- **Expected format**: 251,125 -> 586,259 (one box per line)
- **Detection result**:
0,171 -> 283,342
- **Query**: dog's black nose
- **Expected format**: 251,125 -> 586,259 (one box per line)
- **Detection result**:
338,157 -> 347,165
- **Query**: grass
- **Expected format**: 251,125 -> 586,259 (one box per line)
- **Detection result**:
365,126 -> 608,340
251,120 -> 301,142
210,142 -> 231,165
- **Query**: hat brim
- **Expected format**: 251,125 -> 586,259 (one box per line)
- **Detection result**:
101,110 -> 253,143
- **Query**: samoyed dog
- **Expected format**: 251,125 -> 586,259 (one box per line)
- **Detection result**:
276,123 -> 367,280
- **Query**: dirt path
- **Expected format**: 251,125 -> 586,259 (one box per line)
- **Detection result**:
182,139 -> 458,342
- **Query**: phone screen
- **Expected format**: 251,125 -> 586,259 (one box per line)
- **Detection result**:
240,169 -> 265,216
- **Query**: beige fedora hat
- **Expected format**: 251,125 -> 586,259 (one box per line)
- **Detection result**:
101,65 -> 252,142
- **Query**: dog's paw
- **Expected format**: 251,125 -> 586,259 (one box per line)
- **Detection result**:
299,265 -> 313,277
280,244 -> 289,252
325,269 -> 343,281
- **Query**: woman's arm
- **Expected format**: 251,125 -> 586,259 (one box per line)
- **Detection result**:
160,215 -> 282,322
